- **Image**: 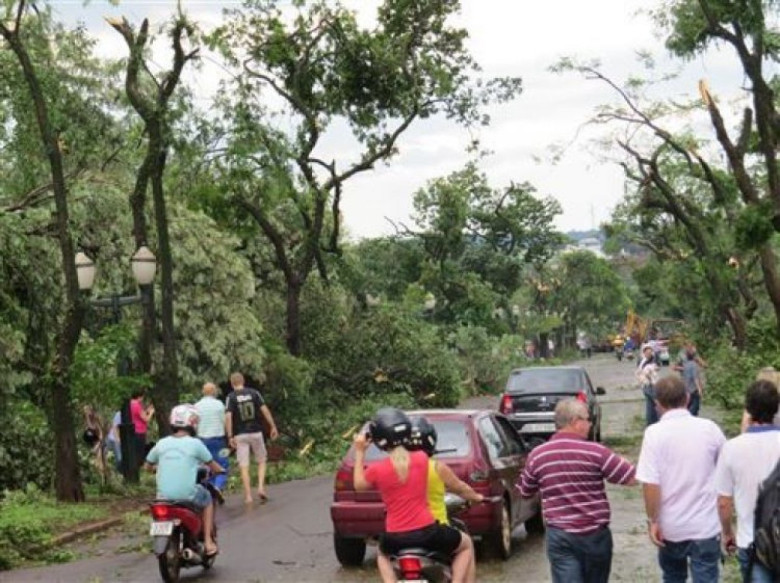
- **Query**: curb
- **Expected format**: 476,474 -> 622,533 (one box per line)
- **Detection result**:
50,506 -> 148,547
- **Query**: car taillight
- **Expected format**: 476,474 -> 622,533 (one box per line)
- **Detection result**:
151,505 -> 170,520
500,394 -> 513,414
398,556 -> 422,579
334,467 -> 353,491
576,391 -> 587,403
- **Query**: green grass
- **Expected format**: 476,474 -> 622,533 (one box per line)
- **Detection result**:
0,486 -> 109,569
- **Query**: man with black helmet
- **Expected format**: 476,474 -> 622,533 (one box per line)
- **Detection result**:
354,408 -> 483,583
409,416 -> 482,528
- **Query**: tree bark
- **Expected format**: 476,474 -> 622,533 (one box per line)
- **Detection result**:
286,279 -> 303,356
151,145 -> 177,432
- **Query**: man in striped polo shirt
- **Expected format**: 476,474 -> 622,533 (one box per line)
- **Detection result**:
518,399 -> 636,583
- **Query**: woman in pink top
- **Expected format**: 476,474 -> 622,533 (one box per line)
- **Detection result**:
130,387 -> 154,469
353,407 -> 479,583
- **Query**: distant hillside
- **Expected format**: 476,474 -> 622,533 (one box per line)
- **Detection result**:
564,229 -> 603,244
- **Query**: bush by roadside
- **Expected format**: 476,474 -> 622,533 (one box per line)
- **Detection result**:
0,485 -> 107,569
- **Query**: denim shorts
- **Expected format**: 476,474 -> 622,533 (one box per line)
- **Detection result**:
191,484 -> 212,509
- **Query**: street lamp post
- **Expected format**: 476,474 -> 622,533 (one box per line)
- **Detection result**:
76,246 -> 156,484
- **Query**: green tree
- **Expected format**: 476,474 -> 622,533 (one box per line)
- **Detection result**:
107,13 -> 199,426
0,2 -> 92,500
410,163 -> 563,328
656,0 -> 780,232
207,0 -> 522,355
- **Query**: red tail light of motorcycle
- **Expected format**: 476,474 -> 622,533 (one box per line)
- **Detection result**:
398,556 -> 423,579
334,467 -> 353,491
151,505 -> 171,520
576,391 -> 587,403
500,394 -> 513,415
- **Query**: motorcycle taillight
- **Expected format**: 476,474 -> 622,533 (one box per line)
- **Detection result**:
151,505 -> 171,520
398,556 -> 422,579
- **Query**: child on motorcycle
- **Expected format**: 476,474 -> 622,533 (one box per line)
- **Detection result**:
409,416 -> 484,528
353,407 -> 480,583
145,404 -> 224,557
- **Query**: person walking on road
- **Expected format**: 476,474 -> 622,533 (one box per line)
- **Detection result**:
636,375 -> 726,583
715,380 -> 780,583
681,348 -> 704,416
195,382 -> 229,497
225,372 -> 278,504
517,399 -> 636,583
637,344 -> 660,426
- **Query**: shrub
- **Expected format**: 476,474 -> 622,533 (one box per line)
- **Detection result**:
0,485 -> 106,569
706,317 -> 780,411
0,400 -> 52,493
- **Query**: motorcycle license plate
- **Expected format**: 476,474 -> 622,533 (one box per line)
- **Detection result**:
149,521 -> 174,536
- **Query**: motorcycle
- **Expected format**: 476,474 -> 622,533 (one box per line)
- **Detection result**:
391,493 -> 499,583
149,468 -> 221,583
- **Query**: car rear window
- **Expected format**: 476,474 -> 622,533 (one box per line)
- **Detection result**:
506,369 -> 582,393
356,418 -> 471,461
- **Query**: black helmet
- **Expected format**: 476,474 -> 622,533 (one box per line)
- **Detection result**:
410,416 -> 437,456
368,407 -> 412,451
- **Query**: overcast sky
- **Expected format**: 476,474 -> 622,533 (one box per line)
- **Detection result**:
51,0 -> 748,240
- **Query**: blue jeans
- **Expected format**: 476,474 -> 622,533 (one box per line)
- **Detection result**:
737,547 -> 774,583
687,392 -> 700,416
546,526 -> 612,583
106,439 -> 122,471
200,436 -> 228,490
658,536 -> 720,582
643,385 -> 659,426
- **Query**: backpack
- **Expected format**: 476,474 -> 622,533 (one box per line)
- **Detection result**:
752,457 -> 780,575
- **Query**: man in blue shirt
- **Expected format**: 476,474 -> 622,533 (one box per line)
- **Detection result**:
145,404 -> 224,556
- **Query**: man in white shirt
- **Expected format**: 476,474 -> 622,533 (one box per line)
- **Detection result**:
636,375 -> 726,582
715,380 -> 780,583
195,382 -> 228,495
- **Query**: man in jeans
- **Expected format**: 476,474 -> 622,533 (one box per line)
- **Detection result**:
225,372 -> 278,504
518,399 -> 636,582
637,376 -> 726,582
195,382 -> 228,497
715,380 -> 780,582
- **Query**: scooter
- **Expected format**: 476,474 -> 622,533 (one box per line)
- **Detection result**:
149,468 -> 220,583
391,494 -> 498,583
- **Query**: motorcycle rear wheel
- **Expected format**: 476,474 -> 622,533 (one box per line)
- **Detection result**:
158,529 -> 182,583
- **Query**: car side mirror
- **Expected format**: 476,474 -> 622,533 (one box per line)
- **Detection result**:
596,387 -> 606,395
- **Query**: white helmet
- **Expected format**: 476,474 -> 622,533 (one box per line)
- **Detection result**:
170,404 -> 199,433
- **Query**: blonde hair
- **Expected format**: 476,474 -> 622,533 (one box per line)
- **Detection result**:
230,372 -> 244,388
389,446 -> 410,483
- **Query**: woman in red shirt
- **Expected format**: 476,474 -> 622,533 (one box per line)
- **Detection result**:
353,407 -> 480,583
130,387 -> 154,469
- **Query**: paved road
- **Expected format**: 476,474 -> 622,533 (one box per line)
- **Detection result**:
8,354 -> 658,583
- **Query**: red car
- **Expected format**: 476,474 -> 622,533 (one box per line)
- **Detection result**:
330,409 -> 542,567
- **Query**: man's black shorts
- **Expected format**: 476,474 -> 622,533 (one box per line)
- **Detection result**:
380,523 -> 462,557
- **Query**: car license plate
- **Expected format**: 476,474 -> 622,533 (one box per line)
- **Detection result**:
149,521 -> 174,536
398,580 -> 426,583
521,423 -> 555,433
